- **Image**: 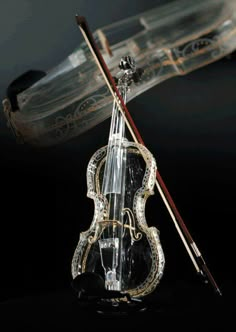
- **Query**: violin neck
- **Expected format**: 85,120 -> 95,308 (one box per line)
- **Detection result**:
108,85 -> 127,143
101,85 -> 127,204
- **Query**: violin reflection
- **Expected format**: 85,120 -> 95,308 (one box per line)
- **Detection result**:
3,0 -> 236,146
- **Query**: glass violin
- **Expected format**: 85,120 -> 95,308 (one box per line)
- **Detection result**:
3,0 -> 236,146
71,56 -> 165,301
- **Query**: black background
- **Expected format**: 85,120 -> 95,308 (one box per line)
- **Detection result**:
0,0 -> 235,330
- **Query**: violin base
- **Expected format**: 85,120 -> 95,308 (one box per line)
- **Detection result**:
95,298 -> 148,315
75,296 -> 148,316
71,272 -> 149,315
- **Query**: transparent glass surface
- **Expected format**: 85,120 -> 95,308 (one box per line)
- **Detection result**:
4,0 -> 236,146
72,147 -> 164,298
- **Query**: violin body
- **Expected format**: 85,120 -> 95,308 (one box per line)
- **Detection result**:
72,140 -> 165,298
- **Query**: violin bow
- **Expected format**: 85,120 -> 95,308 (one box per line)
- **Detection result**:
76,15 -> 222,296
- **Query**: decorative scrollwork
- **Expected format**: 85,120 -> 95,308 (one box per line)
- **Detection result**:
123,208 -> 142,242
173,34 -> 227,61
55,86 -> 110,140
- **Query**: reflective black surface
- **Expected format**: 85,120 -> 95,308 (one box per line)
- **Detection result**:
0,279 -> 234,330
0,1 -> 235,330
